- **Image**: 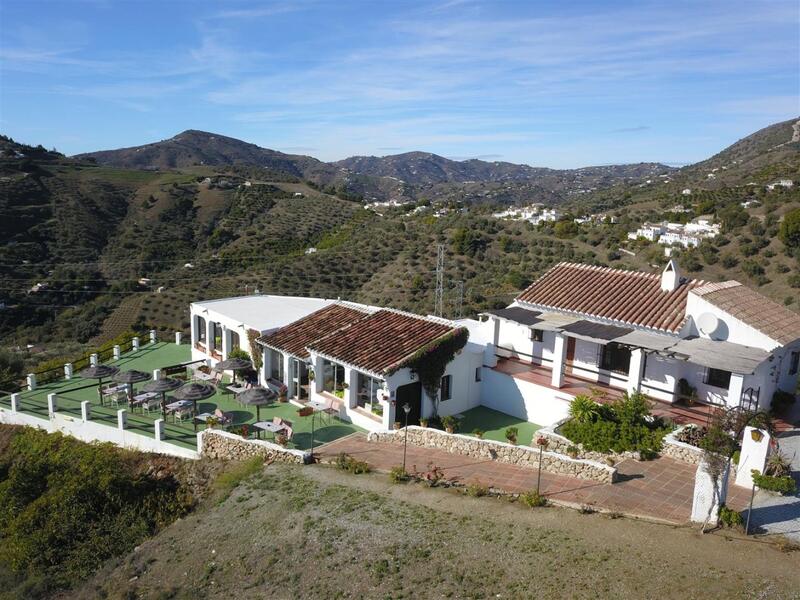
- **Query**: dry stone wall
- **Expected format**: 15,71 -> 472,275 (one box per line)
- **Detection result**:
200,429 -> 308,464
368,427 -> 617,483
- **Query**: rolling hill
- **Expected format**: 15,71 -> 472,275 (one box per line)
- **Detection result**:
1,118 -> 798,364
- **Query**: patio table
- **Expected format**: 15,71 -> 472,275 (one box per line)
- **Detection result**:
193,371 -> 214,382
253,421 -> 284,440
227,383 -> 248,395
101,384 -> 127,397
131,391 -> 158,412
165,399 -> 193,422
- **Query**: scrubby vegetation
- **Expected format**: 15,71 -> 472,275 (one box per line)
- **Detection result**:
560,392 -> 672,454
0,426 -> 205,597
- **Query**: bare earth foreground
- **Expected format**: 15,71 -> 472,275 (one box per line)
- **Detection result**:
69,464 -> 800,600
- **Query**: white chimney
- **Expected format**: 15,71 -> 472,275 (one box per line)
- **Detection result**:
661,259 -> 680,292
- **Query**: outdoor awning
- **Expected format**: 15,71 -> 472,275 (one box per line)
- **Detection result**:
528,312 -> 581,331
559,320 -> 633,345
484,306 -> 542,326
614,330 -> 678,352
663,337 -> 769,375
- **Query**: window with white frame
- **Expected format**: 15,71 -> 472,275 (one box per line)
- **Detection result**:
440,375 -> 452,400
475,367 -> 482,382
599,343 -> 631,375
529,328 -> 544,342
269,349 -> 283,380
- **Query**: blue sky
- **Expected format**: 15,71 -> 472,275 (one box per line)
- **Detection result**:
0,0 -> 797,167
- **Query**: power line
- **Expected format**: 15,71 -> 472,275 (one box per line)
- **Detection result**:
434,244 -> 445,317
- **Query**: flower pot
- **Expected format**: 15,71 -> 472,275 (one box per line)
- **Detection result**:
393,421 -> 402,430
446,426 -> 455,434
419,421 -> 428,428
751,429 -> 764,442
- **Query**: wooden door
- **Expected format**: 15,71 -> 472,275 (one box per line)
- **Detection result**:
565,337 -> 576,374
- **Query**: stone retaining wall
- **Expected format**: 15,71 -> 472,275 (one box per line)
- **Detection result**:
200,429 -> 309,464
661,427 -> 705,464
367,427 -> 617,483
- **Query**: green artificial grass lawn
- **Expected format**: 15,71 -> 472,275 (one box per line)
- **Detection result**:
456,406 -> 541,446
5,342 -> 362,451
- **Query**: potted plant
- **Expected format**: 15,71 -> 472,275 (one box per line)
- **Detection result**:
205,416 -> 220,430
419,418 -> 429,428
441,415 -> 458,434
505,426 -> 519,445
566,445 -> 579,459
240,424 -> 250,439
472,428 -> 484,439
275,433 -> 288,447
297,406 -> 313,417
393,421 -> 402,430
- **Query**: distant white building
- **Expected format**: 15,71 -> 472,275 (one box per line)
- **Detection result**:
628,219 -> 719,248
682,189 -> 692,195
491,204 -> 559,225
766,179 -> 794,191
530,208 -> 561,226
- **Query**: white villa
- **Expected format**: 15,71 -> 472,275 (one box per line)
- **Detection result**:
187,261 -> 800,432
477,261 -> 800,425
492,205 -> 561,225
628,219 -> 720,248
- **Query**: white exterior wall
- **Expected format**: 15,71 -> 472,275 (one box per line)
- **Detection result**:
641,353 -> 680,402
0,406 -> 199,460
495,319 -> 535,361
430,347 -> 483,418
685,293 -> 779,351
480,368 -> 571,426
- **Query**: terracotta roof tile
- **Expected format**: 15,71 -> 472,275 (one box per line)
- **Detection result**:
693,282 -> 800,345
516,262 -> 704,333
307,310 -> 457,375
258,303 -> 371,359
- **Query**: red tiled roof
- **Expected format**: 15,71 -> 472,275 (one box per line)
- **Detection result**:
306,309 -> 457,375
258,303 -> 370,359
516,262 -> 704,333
693,281 -> 800,345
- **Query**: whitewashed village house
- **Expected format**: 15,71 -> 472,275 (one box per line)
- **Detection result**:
188,262 -> 799,432
478,261 -> 800,426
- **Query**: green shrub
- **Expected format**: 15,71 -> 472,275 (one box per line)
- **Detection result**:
719,504 -> 744,529
568,395 -> 600,423
560,392 -> 671,453
505,426 -> 519,444
466,482 -> 489,497
752,470 -> 797,495
388,466 -> 409,484
772,389 -> 796,413
335,453 -> 370,474
520,490 -> 547,507
440,415 -> 459,431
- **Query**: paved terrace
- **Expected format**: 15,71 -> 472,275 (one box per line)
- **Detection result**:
494,357 -> 799,430
319,433 -> 751,524
0,341 -> 363,452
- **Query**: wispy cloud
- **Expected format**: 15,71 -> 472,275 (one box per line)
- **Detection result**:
611,126 -> 651,133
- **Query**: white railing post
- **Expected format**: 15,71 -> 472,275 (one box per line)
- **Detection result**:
10,393 -> 20,413
113,345 -> 121,360
153,368 -> 161,381
132,337 -> 140,351
47,393 -> 57,416
117,409 -> 127,430
26,373 -> 36,391
150,329 -> 157,344
154,418 -> 165,441
64,363 -> 73,380
90,353 -> 98,367
81,401 -> 91,422
175,331 -> 183,345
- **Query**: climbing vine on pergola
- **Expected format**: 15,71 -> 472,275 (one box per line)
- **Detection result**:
390,327 -> 469,413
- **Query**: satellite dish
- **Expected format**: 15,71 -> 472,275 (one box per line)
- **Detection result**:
697,312 -> 721,338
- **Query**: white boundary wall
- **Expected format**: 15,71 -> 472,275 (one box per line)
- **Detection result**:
479,367 -> 571,426
0,406 -> 199,460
